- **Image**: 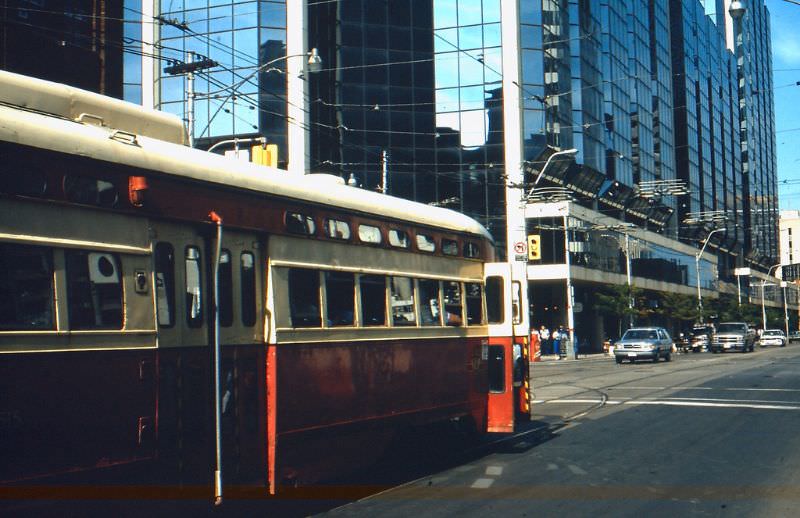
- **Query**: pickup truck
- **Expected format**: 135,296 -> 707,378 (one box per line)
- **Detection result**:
710,322 -> 756,353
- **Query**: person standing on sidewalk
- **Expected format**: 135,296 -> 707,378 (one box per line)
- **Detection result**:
553,326 -> 563,359
539,325 -> 551,356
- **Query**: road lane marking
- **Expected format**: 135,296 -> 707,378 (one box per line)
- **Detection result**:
471,478 -> 495,489
625,400 -> 800,410
485,466 -> 503,476
534,398 -> 800,410
568,465 -> 588,475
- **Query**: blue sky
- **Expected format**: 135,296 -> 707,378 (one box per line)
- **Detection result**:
769,0 -> 800,210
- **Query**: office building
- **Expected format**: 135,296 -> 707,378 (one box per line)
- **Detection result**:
1,0 -> 123,96
124,0 -> 780,347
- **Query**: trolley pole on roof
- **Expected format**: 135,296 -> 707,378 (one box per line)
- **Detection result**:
164,53 -> 219,147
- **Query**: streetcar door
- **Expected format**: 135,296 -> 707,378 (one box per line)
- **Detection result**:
484,263 -> 517,432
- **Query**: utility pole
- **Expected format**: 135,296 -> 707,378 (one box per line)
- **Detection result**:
163,53 -> 218,147
381,150 -> 389,194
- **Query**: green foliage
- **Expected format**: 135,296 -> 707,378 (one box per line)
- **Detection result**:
656,292 -> 697,324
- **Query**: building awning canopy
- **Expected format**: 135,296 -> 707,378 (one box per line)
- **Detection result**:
564,163 -> 605,198
598,180 -> 635,209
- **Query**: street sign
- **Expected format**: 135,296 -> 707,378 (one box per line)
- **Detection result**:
513,241 -> 527,255
734,267 -> 751,276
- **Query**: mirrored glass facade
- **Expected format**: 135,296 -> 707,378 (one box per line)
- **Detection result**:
670,0 -> 742,279
734,1 -> 779,267
431,0 -> 506,246
154,1 -> 287,156
308,0 -> 437,203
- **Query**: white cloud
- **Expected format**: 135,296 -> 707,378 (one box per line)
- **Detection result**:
773,36 -> 800,65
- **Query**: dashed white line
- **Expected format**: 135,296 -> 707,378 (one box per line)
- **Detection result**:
471,478 -> 495,489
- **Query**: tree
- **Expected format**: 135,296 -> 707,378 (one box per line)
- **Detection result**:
594,284 -> 642,336
655,292 -> 696,333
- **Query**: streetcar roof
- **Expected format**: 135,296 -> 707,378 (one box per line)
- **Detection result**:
0,72 -> 492,241
0,70 -> 188,145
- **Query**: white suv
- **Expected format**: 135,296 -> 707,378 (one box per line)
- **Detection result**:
614,327 -> 674,364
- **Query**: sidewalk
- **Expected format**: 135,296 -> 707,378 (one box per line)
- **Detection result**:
535,352 -> 610,362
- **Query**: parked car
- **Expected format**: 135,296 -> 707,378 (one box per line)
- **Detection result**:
790,331 -> 800,343
614,327 -> 673,364
758,329 -> 787,347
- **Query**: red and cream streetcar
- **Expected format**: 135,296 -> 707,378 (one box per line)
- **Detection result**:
0,71 -> 530,501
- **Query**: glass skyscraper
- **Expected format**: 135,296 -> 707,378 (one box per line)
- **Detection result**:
127,0 -> 778,272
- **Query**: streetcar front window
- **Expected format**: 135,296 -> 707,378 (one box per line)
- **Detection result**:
65,250 -> 123,329
486,276 -> 504,324
0,244 -> 54,330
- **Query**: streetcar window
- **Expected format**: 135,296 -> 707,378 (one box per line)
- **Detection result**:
511,280 -> 523,325
388,229 -> 410,249
325,271 -> 355,326
63,175 -> 119,207
65,250 -> 123,329
442,239 -> 458,256
488,345 -> 505,393
443,281 -> 463,326
285,212 -> 316,235
240,252 -> 256,327
0,164 -> 46,197
0,244 -> 54,330
390,276 -> 416,326
465,282 -> 484,325
218,249 -> 233,327
154,242 -> 175,327
416,233 -> 436,253
464,242 -> 480,258
185,247 -> 203,328
324,219 -> 351,240
418,279 -> 442,326
486,276 -> 504,324
358,224 -> 382,244
289,268 -> 321,327
359,275 -> 387,326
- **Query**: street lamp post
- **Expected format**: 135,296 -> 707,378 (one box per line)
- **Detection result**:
782,281 -> 790,338
695,228 -> 725,321
524,147 -> 577,347
525,148 -> 578,199
761,264 -> 781,332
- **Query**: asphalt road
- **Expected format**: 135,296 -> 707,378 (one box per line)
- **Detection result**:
319,346 -> 800,517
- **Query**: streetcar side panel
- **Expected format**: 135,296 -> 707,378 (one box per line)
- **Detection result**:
0,200 -> 157,484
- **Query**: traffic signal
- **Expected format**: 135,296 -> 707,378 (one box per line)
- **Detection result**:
252,144 -> 278,167
528,234 -> 541,261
